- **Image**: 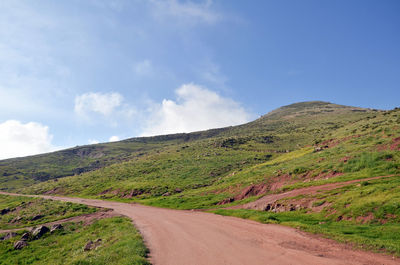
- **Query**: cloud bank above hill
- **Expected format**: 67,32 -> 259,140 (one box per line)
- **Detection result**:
0,84 -> 251,159
141,83 -> 251,136
0,120 -> 57,159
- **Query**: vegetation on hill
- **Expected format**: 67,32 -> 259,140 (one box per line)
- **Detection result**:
0,101 -> 372,192
0,217 -> 149,265
1,101 -> 400,255
0,195 -> 97,229
0,194 -> 149,265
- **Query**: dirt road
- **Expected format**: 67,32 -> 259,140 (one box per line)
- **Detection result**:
1,192 -> 398,265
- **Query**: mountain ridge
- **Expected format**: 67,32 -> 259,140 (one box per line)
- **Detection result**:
0,100 -> 381,192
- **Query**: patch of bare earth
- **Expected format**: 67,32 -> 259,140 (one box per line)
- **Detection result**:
0,209 -> 120,234
43,187 -> 65,195
390,137 -> 400,150
98,188 -> 145,198
355,212 -> 375,224
318,135 -> 360,149
233,175 -> 394,211
377,136 -> 400,151
217,171 -> 344,206
217,183 -> 269,205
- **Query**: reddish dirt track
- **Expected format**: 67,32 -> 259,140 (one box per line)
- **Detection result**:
0,210 -> 120,234
1,192 -> 398,265
236,175 -> 394,210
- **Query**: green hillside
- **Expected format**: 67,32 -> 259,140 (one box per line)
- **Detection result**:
1,101 -> 400,254
1,101 -> 374,191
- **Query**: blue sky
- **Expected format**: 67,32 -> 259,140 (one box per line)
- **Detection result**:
0,0 -> 399,159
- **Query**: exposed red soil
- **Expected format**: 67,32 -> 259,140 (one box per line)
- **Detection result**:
235,183 -> 269,200
98,188 -> 144,198
319,135 -> 360,149
98,188 -> 113,195
355,212 -> 375,224
217,174 -> 295,205
44,187 -> 64,195
269,173 -> 293,191
314,171 -> 343,181
339,156 -> 352,163
217,183 -> 269,205
390,137 -> 400,150
0,210 -> 120,234
312,201 -> 332,213
122,189 -> 144,198
10,201 -> 33,214
1,191 -> 398,265
212,183 -> 242,195
234,175 -> 394,211
218,171 -> 344,205
274,196 -> 332,213
377,136 -> 400,151
381,214 -> 399,224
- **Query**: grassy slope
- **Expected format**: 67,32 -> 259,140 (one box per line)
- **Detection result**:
22,102 -> 376,206
1,101 -> 372,192
0,129 -> 228,191
2,101 -> 400,254
0,217 -> 149,265
0,195 -> 97,229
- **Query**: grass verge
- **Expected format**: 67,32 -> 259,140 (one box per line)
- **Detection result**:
0,217 -> 150,265
0,194 -> 97,229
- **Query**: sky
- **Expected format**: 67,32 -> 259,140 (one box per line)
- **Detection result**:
0,0 -> 399,159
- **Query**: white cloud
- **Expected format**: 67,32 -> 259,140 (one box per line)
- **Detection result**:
74,92 -> 124,117
133,59 -> 153,77
109,135 -> 120,142
0,120 -> 56,159
88,139 -> 100,144
74,92 -> 136,127
149,0 -> 221,25
141,83 -> 251,136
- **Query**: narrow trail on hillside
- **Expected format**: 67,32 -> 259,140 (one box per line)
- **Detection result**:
235,175 -> 394,210
0,210 -> 120,234
0,191 -> 398,265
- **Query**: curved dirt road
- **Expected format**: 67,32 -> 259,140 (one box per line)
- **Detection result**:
1,192 -> 398,265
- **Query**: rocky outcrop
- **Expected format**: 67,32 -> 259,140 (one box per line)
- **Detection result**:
32,225 -> 49,239
263,203 -> 302,212
20,232 -> 30,241
31,215 -> 44,221
0,208 -> 10,215
50,224 -> 63,233
14,240 -> 28,250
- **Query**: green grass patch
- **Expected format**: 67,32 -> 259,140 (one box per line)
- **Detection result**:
0,217 -> 149,265
0,195 -> 97,229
